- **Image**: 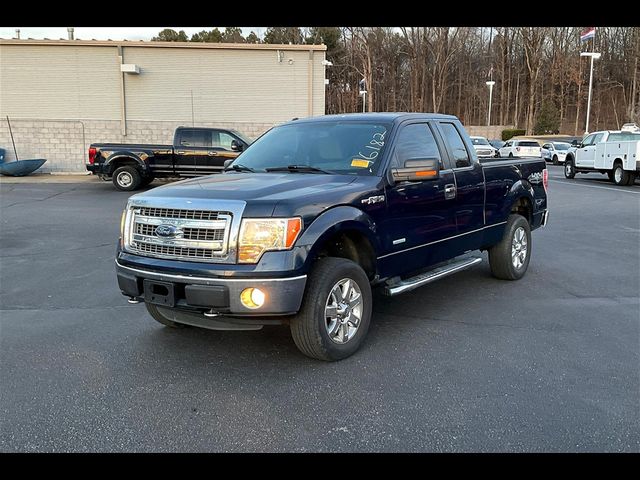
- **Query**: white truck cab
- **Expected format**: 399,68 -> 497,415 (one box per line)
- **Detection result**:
564,124 -> 640,186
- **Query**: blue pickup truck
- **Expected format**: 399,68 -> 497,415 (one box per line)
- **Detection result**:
116,113 -> 549,361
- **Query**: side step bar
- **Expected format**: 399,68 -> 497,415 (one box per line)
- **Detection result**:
384,257 -> 482,296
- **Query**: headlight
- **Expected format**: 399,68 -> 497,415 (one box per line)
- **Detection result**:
238,217 -> 302,264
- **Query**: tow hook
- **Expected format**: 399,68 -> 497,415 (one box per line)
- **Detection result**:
127,296 -> 142,304
203,309 -> 219,318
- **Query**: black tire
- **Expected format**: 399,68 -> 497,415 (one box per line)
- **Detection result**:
112,166 -> 142,191
607,170 -> 615,182
290,257 -> 372,361
552,155 -> 559,165
508,152 -> 514,158
612,163 -> 632,186
140,175 -> 155,187
488,214 -> 532,281
626,172 -> 637,186
564,158 -> 576,179
145,303 -> 191,328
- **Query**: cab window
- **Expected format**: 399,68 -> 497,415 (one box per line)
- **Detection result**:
392,124 -> 444,169
439,123 -> 471,168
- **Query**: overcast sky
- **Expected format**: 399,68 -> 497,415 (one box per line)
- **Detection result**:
0,27 -> 265,41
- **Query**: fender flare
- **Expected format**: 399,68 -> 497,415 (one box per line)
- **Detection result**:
505,179 -> 535,223
290,205 -> 381,273
105,152 -> 149,175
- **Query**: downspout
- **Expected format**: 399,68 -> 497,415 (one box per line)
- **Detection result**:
308,50 -> 314,117
117,46 -> 127,136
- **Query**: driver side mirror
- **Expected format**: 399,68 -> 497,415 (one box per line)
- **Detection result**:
231,140 -> 243,152
391,158 -> 440,183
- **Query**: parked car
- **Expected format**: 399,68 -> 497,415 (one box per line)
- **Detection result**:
86,127 -> 253,191
541,141 -> 572,165
469,136 -> 498,158
489,139 -> 505,153
498,139 -> 541,158
564,124 -> 640,185
115,113 -> 549,361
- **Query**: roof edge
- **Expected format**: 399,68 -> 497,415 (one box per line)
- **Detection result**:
0,39 -> 327,51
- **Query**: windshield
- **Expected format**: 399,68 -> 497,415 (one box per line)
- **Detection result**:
471,137 -> 490,146
554,143 -> 570,150
230,121 -> 391,175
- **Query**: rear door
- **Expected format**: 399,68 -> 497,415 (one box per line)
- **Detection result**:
435,121 -> 485,254
173,128 -> 211,176
500,140 -> 513,157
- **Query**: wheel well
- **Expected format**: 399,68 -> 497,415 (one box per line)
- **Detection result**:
613,158 -> 623,166
109,157 -> 142,175
511,197 -> 532,225
315,229 -> 376,280
565,153 -> 574,163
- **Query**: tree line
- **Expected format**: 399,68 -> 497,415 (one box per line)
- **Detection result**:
153,27 -> 640,135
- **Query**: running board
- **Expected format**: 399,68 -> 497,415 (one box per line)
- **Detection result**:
384,257 -> 482,296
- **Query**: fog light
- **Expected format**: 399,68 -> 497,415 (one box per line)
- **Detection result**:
240,287 -> 265,309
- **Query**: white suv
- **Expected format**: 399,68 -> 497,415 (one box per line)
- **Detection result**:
499,139 -> 541,158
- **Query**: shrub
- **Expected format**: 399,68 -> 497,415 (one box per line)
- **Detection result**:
502,129 -> 526,141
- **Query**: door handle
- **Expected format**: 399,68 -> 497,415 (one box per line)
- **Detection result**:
208,151 -> 219,156
176,151 -> 186,155
444,184 -> 456,200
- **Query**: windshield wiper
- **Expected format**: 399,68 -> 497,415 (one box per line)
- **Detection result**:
265,164 -> 333,174
225,163 -> 255,173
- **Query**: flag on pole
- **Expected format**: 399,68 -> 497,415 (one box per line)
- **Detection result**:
580,27 -> 596,42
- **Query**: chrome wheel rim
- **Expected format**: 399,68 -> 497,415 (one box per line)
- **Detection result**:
511,226 -> 528,270
565,163 -> 572,176
325,277 -> 362,344
614,167 -> 622,183
117,172 -> 133,187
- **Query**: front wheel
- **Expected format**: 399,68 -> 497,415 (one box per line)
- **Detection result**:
564,159 -> 576,179
488,214 -> 532,281
290,257 -> 372,361
552,155 -> 559,165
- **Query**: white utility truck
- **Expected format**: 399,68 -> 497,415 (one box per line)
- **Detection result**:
564,123 -> 640,186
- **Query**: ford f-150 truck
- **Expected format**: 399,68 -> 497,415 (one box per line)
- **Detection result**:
564,123 -> 640,186
86,126 -> 252,191
115,113 -> 549,361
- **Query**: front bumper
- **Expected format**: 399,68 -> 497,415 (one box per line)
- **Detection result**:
116,260 -> 307,316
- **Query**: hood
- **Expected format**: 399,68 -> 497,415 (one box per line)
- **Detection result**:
132,172 -> 381,218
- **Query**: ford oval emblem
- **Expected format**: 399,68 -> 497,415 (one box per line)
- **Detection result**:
155,224 -> 179,238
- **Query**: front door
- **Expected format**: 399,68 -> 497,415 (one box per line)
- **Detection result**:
379,122 -> 457,277
575,133 -> 599,168
193,130 -> 242,175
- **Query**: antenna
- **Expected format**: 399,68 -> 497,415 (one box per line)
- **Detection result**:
6,116 -> 19,161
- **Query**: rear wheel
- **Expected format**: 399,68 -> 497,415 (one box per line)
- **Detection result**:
112,166 -> 142,191
564,159 -> 576,179
488,214 -> 531,281
290,257 -> 372,361
612,163 -> 632,186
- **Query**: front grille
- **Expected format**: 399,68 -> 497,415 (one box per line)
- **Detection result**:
126,207 -> 232,262
138,207 -> 221,221
134,242 -> 217,259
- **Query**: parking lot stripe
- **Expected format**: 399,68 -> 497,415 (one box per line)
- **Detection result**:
548,179 -> 640,195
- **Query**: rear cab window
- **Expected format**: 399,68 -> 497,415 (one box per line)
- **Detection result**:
438,122 -> 472,168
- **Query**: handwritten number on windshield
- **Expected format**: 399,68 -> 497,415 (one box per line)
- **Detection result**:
358,131 -> 386,161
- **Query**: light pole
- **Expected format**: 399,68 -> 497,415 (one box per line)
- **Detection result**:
359,78 -> 367,113
486,80 -> 496,127
580,51 -> 601,134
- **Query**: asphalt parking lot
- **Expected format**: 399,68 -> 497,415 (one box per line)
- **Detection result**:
1,165 -> 638,452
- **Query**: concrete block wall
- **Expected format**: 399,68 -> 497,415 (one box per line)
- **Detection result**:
464,125 -> 514,140
0,118 -> 276,173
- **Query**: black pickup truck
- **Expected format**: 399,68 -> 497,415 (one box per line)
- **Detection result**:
115,113 -> 549,361
86,126 -> 252,191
